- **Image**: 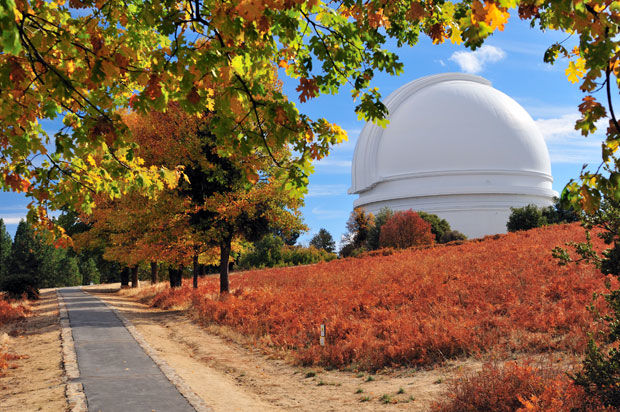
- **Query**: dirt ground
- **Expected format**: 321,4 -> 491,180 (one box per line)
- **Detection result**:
0,290 -> 67,412
87,285 -> 485,411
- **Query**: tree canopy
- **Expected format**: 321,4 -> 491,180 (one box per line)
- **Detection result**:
0,0 -> 617,234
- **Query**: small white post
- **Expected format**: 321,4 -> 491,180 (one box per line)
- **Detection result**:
320,324 -> 326,346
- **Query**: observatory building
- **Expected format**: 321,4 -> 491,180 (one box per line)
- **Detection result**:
349,73 -> 557,238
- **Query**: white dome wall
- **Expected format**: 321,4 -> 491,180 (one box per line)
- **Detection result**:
349,73 -> 557,238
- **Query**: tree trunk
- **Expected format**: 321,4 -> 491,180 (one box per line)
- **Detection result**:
192,254 -> 199,289
219,237 -> 232,294
150,261 -> 158,284
120,267 -> 130,288
169,266 -> 183,288
131,265 -> 139,288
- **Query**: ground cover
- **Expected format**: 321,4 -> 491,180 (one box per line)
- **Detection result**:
132,223 -> 614,372
0,290 -> 66,411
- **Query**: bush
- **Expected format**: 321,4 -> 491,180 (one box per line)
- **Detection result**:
507,204 -> 547,232
440,230 -> 467,243
432,362 -> 594,412
238,234 -> 284,269
281,245 -> 337,266
379,210 -> 434,249
1,273 -> 39,300
418,211 -> 451,243
508,199 -> 579,233
239,234 -> 336,269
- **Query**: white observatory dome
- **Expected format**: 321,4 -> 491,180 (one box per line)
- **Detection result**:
349,73 -> 556,238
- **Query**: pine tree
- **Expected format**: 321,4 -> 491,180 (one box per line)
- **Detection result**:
79,257 -> 100,285
309,229 -> 336,253
0,219 -> 11,281
54,250 -> 81,287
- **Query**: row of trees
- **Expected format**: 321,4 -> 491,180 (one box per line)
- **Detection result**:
340,208 -> 467,257
0,219 -> 103,298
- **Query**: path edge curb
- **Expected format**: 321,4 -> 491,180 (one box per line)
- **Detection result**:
93,290 -> 212,412
57,290 -> 88,412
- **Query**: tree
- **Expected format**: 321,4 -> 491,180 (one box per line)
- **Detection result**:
507,205 -> 547,232
79,256 -> 100,285
8,0 -> 608,237
367,207 -> 393,251
0,219 -> 11,281
310,229 -> 336,253
418,211 -> 451,243
379,210 -> 434,249
346,208 -> 375,250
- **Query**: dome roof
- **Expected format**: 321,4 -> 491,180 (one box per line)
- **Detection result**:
350,73 -> 554,198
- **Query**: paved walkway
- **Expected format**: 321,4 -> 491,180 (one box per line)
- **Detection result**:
59,288 -> 195,412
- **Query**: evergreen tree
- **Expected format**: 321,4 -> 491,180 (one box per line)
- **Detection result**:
309,229 -> 336,253
54,250 -> 81,287
0,219 -> 11,281
79,257 -> 100,285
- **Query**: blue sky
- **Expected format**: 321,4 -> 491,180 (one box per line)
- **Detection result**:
0,16 -> 609,249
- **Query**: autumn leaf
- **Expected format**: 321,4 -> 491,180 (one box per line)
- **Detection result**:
565,58 -> 586,84
296,77 -> 319,103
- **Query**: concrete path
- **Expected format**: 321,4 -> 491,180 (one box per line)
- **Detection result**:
59,288 -> 195,412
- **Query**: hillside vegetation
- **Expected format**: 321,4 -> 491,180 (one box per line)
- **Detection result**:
133,223 -> 614,371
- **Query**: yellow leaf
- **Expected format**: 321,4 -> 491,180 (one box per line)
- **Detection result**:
449,26 -> 463,45
484,3 -> 509,31
566,58 -> 586,84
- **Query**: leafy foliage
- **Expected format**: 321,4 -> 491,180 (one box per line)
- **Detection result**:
507,205 -> 548,232
309,228 -> 336,253
440,230 -> 467,243
238,234 -> 336,269
379,210 -> 434,249
136,223 -> 611,370
432,362 -> 600,412
366,207 -> 393,251
553,200 -> 620,407
508,200 -> 579,232
418,211 -> 451,243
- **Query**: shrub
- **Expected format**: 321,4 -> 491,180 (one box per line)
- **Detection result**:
440,230 -> 467,243
238,234 -> 284,269
507,204 -> 548,232
280,245 -> 337,266
239,234 -> 336,269
0,273 -> 39,300
379,210 -> 434,249
0,299 -> 28,324
418,211 -> 451,243
139,223 -> 611,371
432,362 -> 593,412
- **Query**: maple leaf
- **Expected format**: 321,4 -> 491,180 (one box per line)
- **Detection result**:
296,77 -> 319,103
484,3 -> 509,31
406,2 -> 425,21
566,58 -> 586,84
144,74 -> 162,100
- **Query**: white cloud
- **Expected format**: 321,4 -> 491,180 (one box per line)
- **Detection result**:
535,113 -> 605,165
306,184 -> 348,198
450,45 -> 506,74
1,216 -> 25,225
